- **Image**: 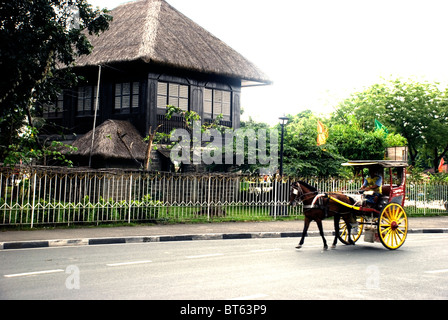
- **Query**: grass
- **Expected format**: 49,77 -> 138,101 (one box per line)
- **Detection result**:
1,199 -> 446,230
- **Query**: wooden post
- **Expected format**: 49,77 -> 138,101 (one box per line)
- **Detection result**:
89,65 -> 102,168
144,124 -> 162,171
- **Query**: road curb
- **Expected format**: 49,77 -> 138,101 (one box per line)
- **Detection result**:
1,228 -> 447,250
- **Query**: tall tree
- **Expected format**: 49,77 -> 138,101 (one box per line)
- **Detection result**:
281,111 -> 345,177
328,121 -> 387,161
333,78 -> 448,169
384,79 -> 448,171
0,0 -> 112,164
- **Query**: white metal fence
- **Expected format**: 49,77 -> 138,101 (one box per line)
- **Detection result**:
0,166 -> 446,227
406,182 -> 448,215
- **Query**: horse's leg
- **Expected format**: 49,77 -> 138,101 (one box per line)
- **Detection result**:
296,216 -> 310,249
332,214 -> 340,249
316,218 -> 328,250
348,215 -> 355,245
343,214 -> 355,245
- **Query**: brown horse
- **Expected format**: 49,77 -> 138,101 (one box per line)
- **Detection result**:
290,181 -> 356,250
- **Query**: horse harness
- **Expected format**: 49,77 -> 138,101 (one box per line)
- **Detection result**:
291,184 -> 338,218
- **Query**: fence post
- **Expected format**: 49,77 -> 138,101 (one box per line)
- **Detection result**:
128,173 -> 133,224
207,175 -> 211,221
30,172 -> 37,228
424,181 -> 426,216
273,178 -> 278,219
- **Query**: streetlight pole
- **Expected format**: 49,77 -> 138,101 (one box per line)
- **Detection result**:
279,116 -> 289,176
271,116 -> 289,218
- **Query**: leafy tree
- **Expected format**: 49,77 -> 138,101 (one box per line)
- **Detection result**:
328,114 -> 407,160
234,118 -> 275,174
0,0 -> 112,165
333,78 -> 448,170
385,79 -> 448,171
328,121 -> 387,160
281,111 -> 345,177
280,110 -> 406,177
332,84 -> 388,131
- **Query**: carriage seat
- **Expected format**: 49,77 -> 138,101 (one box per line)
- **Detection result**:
381,184 -> 400,196
363,187 -> 388,209
382,185 -> 391,196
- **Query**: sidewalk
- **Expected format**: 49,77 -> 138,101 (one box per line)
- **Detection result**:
1,216 -> 448,250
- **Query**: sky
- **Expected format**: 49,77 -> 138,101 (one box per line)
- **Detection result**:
89,0 -> 448,125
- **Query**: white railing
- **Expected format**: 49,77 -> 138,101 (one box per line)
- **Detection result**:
406,182 -> 448,215
0,166 -> 446,227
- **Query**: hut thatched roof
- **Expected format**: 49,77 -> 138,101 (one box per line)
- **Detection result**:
75,0 -> 271,86
69,120 -> 147,161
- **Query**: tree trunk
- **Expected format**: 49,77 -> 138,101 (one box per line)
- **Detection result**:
144,125 -> 162,171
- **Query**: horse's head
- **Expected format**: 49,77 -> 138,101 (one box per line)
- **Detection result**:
289,182 -> 303,207
289,181 -> 318,206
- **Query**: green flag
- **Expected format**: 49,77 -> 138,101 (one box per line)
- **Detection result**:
375,119 -> 388,135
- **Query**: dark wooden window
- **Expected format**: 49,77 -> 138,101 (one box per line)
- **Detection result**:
77,86 -> 98,116
204,88 -> 231,121
157,82 -> 189,112
114,82 -> 140,113
43,92 -> 64,118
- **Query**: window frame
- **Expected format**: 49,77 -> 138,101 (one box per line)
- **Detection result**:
43,92 -> 64,119
157,81 -> 189,113
76,85 -> 98,116
203,88 -> 232,122
114,81 -> 140,114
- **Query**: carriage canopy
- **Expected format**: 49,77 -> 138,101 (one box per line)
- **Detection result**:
341,160 -> 408,168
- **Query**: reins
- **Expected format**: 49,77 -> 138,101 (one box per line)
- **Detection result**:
291,183 -> 319,208
292,183 -> 319,202
291,183 -> 349,216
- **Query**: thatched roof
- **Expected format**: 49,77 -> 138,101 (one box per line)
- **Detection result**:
75,0 -> 271,86
69,120 -> 147,161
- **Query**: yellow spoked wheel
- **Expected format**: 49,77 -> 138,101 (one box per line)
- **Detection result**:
338,216 -> 364,245
378,203 -> 408,250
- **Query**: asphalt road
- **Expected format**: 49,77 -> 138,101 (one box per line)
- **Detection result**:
1,234 -> 447,300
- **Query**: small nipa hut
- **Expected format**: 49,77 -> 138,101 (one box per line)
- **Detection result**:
68,119 -> 148,169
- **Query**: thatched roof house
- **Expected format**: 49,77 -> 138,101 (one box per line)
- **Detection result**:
43,0 -> 271,169
76,0 -> 270,87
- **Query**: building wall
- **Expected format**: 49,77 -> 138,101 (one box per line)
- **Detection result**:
43,62 -> 242,140
147,71 -> 241,134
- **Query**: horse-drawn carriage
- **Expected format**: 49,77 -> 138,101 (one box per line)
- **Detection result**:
290,160 -> 409,250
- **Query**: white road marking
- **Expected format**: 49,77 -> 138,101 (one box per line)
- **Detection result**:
424,269 -> 448,274
106,260 -> 153,267
186,253 -> 224,259
4,269 -> 65,278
